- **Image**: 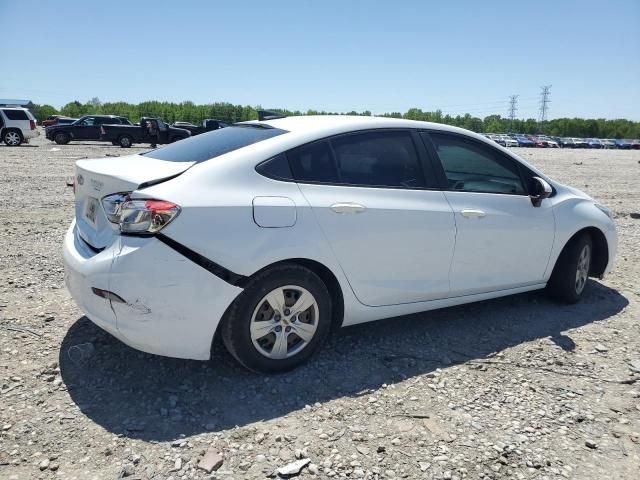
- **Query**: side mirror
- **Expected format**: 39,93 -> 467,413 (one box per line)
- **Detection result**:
530,176 -> 552,207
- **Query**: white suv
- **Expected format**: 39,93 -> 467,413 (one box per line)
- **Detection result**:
0,107 -> 40,146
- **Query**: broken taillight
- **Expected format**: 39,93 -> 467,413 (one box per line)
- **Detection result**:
102,193 -> 180,234
118,199 -> 180,234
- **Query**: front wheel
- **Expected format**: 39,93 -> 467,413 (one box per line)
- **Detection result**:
3,130 -> 22,146
54,132 -> 70,145
547,234 -> 592,303
220,264 -> 332,373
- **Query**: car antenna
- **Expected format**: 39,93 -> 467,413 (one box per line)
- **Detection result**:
257,110 -> 286,121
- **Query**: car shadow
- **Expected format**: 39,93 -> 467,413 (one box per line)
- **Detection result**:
59,281 -> 628,442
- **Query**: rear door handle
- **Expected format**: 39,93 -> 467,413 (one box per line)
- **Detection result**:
330,202 -> 366,214
460,209 -> 486,218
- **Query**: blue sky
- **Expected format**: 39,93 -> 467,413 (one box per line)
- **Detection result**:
1,0 -> 638,119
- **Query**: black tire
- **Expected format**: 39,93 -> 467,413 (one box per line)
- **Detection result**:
3,129 -> 23,146
119,135 -> 133,148
54,132 -> 70,145
220,264 -> 332,373
547,233 -> 593,304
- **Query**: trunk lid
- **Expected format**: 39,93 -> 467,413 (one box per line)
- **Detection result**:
74,154 -> 194,249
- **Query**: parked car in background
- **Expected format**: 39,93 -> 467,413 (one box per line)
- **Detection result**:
100,117 -> 190,147
42,115 -> 63,127
557,138 -> 575,148
630,140 -> 640,150
513,135 -> 535,147
56,117 -> 77,125
484,133 -> 505,147
0,107 -> 40,146
63,115 -> 618,372
172,119 -> 229,137
537,136 -> 559,148
46,115 -> 132,145
526,135 -> 548,147
601,139 -> 617,149
586,138 -> 602,149
499,135 -> 518,147
571,138 -> 588,148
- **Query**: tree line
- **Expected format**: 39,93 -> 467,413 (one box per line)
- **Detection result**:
32,99 -> 640,139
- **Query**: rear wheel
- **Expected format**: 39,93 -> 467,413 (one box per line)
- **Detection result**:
3,130 -> 22,146
221,264 -> 332,373
119,135 -> 133,148
547,233 -> 592,303
54,132 -> 70,145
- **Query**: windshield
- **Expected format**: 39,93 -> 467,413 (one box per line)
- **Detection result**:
143,124 -> 288,163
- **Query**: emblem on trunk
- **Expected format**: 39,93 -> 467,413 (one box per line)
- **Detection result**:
90,179 -> 103,191
76,174 -> 84,185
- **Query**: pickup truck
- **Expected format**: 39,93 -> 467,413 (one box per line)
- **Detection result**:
45,115 -> 132,144
100,117 -> 191,148
171,119 -> 228,136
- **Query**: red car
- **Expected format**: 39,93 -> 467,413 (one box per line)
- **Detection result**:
526,135 -> 548,147
42,115 -> 63,127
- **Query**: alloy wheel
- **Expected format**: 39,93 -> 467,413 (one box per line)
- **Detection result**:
250,285 -> 319,359
5,132 -> 20,146
574,244 -> 591,295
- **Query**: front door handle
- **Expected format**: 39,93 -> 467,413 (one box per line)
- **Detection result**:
330,202 -> 366,214
460,209 -> 486,218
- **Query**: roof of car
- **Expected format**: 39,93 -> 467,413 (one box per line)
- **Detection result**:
244,115 -> 475,137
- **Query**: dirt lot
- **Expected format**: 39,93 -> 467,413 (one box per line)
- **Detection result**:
1,131 -> 639,480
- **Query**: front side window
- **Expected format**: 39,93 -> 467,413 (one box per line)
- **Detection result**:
143,124 -> 288,163
331,131 -> 425,188
78,117 -> 96,126
429,132 -> 525,194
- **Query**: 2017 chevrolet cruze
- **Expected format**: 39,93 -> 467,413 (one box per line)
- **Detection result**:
63,116 -> 617,372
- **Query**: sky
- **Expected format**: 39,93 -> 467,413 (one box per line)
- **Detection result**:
1,0 -> 639,120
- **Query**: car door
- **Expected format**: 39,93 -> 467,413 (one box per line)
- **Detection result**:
74,116 -> 98,139
424,131 -> 555,296
290,130 -> 456,307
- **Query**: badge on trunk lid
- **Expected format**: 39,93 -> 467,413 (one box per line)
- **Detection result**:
85,197 -> 99,226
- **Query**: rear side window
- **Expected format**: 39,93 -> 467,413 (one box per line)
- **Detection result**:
288,140 -> 339,183
429,133 -> 525,194
144,125 -> 288,163
2,109 -> 29,121
331,131 -> 425,188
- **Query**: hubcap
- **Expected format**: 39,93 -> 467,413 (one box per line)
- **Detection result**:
250,285 -> 319,360
575,244 -> 591,295
6,132 -> 20,145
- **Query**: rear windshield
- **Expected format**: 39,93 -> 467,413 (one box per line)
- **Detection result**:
143,124 -> 288,163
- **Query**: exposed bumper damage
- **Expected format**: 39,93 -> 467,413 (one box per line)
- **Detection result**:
63,221 -> 242,360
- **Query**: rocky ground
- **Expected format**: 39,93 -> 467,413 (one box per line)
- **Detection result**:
1,132 -> 639,480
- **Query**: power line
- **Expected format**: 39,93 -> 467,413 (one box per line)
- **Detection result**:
538,85 -> 552,129
508,95 -> 519,132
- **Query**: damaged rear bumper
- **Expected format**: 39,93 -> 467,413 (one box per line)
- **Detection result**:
63,221 -> 243,360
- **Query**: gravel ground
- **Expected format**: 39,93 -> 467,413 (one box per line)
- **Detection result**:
1,131 -> 639,480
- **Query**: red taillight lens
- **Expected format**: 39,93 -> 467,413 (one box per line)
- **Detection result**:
30,120 -> 36,130
118,199 -> 180,234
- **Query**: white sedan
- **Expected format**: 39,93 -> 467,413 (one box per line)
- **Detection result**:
63,115 -> 617,372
